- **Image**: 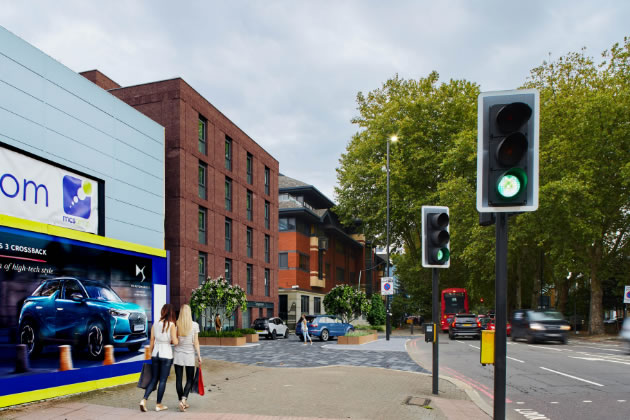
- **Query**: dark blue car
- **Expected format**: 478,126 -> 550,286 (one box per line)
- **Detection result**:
18,277 -> 148,359
295,315 -> 354,342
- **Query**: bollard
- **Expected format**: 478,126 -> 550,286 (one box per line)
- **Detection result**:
144,345 -> 151,360
15,344 -> 30,373
59,345 -> 73,371
103,345 -> 115,365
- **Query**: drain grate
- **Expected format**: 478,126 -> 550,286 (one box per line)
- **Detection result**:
405,396 -> 431,407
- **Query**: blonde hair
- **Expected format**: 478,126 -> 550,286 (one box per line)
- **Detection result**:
176,304 -> 193,337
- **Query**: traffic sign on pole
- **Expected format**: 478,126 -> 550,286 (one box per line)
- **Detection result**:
624,286 -> 630,304
381,277 -> 394,296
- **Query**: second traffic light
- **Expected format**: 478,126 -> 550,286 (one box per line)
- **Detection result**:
477,89 -> 539,212
422,206 -> 450,268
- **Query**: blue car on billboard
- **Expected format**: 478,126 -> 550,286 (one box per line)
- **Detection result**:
18,277 -> 148,359
295,314 -> 354,342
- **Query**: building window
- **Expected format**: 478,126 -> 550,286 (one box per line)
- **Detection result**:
225,136 -> 232,171
299,253 -> 309,272
225,177 -> 232,211
243,307 -> 250,329
264,166 -> 270,195
246,227 -> 253,258
198,162 -> 207,199
336,267 -> 345,283
267,307 -> 273,318
301,295 -> 310,314
246,190 -> 253,221
264,269 -> 270,297
198,117 -> 207,155
314,297 -> 321,314
279,217 -> 296,231
225,258 -> 232,284
264,235 -> 270,263
246,153 -> 253,184
264,201 -> 270,229
279,252 -> 288,269
246,264 -> 253,294
198,252 -> 207,285
225,218 -> 232,252
318,250 -> 324,279
198,207 -> 207,244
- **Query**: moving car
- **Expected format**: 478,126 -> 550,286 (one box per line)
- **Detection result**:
619,318 -> 630,354
511,309 -> 570,344
18,277 -> 148,359
295,315 -> 354,342
448,313 -> 481,339
252,317 -> 289,340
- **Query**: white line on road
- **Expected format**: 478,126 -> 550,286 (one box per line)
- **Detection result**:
569,355 -> 630,366
529,345 -> 562,351
573,345 -> 625,352
583,400 -> 592,403
469,344 -> 480,350
618,400 -> 626,402
539,367 -> 604,387
550,402 -> 559,404
507,356 -> 525,363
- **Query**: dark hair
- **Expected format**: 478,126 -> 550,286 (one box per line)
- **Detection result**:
160,304 -> 176,333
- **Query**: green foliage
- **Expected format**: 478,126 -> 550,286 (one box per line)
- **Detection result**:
237,328 -> 256,335
198,330 -> 243,338
323,285 -> 369,324
189,276 -> 247,329
345,330 -> 375,337
367,293 -> 386,326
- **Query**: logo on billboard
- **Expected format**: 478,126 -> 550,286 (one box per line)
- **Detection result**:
63,175 -> 92,219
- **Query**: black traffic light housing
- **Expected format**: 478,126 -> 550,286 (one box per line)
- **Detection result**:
477,89 -> 539,212
422,206 -> 450,268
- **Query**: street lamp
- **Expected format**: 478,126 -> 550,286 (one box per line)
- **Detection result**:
386,135 -> 398,341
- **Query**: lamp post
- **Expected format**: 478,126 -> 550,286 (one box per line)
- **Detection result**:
386,135 -> 398,341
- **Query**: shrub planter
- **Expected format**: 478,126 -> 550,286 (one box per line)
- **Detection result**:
338,333 -> 378,345
244,333 -> 259,343
198,336 -> 221,346
220,336 -> 246,346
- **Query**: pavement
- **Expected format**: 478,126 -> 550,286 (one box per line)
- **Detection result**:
0,327 -> 498,420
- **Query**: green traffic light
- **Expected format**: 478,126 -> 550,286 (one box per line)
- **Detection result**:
436,247 -> 450,263
496,168 -> 527,199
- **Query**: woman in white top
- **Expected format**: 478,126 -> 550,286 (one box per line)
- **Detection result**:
140,304 -> 178,412
173,304 -> 202,412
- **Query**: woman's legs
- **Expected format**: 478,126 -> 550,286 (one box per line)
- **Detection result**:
155,358 -> 172,404
174,364 -> 184,400
182,365 -> 196,399
143,357 -> 161,400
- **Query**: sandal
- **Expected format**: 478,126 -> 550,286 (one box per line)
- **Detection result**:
178,399 -> 186,412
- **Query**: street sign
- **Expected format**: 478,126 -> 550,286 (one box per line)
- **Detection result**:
381,277 -> 394,296
624,286 -> 630,304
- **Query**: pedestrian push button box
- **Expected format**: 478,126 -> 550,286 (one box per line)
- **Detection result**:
424,323 -> 435,342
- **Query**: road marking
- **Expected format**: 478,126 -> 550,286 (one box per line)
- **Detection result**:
539,367 -> 604,387
572,353 -> 630,365
507,356 -> 525,363
550,402 -> 559,404
583,400 -> 592,403
516,401 -> 525,404
528,345 -> 562,351
514,408 -> 550,419
573,344 -> 625,352
618,400 -> 626,402
456,340 -> 465,344
469,344 -> 480,350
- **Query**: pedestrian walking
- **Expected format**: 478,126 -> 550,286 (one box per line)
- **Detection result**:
139,304 -> 178,412
299,314 -> 312,345
173,304 -> 202,412
214,313 -> 222,332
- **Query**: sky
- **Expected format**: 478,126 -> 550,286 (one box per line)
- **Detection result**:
2,1 -> 628,201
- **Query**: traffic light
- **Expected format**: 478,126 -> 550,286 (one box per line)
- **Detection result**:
422,206 -> 450,268
477,89 -> 539,212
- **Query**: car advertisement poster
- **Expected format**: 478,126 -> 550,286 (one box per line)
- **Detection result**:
0,224 -> 164,378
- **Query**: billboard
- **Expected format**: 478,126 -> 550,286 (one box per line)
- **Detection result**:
0,223 -> 166,378
0,146 -> 101,234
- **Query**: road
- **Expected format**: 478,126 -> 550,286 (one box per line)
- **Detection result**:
409,334 -> 630,420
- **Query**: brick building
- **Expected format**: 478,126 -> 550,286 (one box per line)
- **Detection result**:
81,71 -> 279,329
277,175 -> 385,329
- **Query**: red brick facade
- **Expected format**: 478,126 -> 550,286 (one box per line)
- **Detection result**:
82,72 -> 279,328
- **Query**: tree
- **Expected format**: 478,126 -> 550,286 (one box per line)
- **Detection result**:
323,285 -> 369,324
190,276 -> 247,330
367,293 -> 386,326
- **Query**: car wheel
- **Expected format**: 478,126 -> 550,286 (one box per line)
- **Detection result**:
87,322 -> 107,359
526,333 -> 535,344
561,335 -> 568,345
284,329 -> 289,339
320,329 -> 329,342
271,330 -> 277,340
19,320 -> 42,357
128,343 -> 142,353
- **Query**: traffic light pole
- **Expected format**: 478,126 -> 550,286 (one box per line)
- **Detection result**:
494,212 -> 508,420
432,267 -> 439,395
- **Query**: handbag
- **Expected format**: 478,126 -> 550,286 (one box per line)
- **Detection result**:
137,362 -> 156,390
191,367 -> 205,395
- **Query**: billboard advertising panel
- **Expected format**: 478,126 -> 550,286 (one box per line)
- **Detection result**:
0,146 -> 101,234
0,223 -> 166,379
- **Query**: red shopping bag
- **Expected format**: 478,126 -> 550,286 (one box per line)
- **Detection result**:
192,367 -> 205,396
197,367 -> 205,396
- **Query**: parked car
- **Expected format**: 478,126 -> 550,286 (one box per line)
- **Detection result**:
448,313 -> 481,340
252,317 -> 289,340
511,309 -> 570,344
619,318 -> 630,354
18,277 -> 148,359
295,315 -> 354,342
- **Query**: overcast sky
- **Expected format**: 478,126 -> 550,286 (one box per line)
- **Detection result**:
2,1 -> 628,200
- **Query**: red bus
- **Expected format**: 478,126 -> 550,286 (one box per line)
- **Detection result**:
440,288 -> 469,331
